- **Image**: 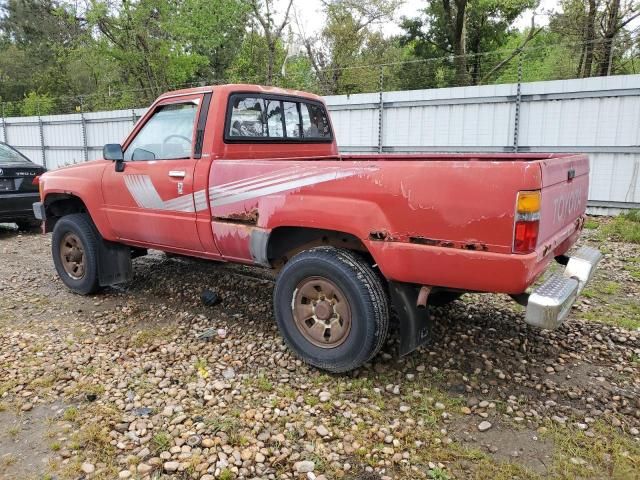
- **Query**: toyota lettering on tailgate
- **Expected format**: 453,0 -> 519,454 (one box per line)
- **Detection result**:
553,188 -> 584,224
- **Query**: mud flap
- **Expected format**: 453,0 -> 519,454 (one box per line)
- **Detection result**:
388,281 -> 431,356
97,240 -> 132,286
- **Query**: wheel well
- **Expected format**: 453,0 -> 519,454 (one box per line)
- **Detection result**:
43,194 -> 88,232
267,227 -> 371,268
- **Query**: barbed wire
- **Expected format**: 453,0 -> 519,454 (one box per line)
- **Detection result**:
0,33 -> 638,118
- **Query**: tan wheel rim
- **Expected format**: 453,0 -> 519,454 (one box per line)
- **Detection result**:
292,276 -> 352,348
59,232 -> 86,280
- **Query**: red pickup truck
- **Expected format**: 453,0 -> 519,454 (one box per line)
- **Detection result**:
33,84 -> 601,372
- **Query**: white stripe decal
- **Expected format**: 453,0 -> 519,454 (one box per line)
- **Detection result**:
123,174 -> 195,212
212,166 -> 307,193
210,168 -> 329,201
122,165 -> 377,213
211,168 -> 374,207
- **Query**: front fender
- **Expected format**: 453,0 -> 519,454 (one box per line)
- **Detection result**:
41,161 -> 117,241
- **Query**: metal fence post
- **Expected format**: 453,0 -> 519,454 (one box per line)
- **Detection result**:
37,101 -> 46,168
378,66 -> 384,154
80,97 -> 89,162
513,54 -> 523,153
1,103 -> 6,143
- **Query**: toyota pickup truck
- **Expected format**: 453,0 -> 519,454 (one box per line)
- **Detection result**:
33,84 -> 601,372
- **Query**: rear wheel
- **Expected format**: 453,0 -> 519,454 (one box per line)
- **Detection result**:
52,214 -> 100,295
273,247 -> 389,373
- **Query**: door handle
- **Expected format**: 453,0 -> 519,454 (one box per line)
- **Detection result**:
168,171 -> 186,178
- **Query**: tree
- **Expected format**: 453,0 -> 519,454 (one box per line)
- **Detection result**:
0,0 -> 85,104
300,0 -> 402,94
249,0 -> 294,85
597,0 -> 640,75
170,0 -> 250,82
400,0 -> 539,86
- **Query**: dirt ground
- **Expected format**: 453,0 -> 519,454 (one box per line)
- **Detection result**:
0,219 -> 638,480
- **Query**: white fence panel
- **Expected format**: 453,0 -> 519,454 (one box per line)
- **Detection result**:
2,76 -> 639,210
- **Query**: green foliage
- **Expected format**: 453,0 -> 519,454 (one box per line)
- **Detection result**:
20,91 -> 55,116
0,0 -> 638,114
599,210 -> 640,244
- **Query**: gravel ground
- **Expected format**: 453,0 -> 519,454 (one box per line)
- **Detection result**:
0,220 -> 639,480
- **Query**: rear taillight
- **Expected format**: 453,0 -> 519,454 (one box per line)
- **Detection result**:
32,175 -> 40,186
513,191 -> 540,254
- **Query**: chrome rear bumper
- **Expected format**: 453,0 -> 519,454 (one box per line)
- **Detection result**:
525,246 -> 602,330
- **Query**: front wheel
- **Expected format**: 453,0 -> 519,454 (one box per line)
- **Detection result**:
273,247 -> 389,373
51,214 -> 100,295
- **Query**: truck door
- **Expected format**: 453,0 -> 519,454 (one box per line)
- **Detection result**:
101,93 -> 210,252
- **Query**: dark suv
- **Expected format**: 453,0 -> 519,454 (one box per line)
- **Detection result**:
0,142 -> 46,230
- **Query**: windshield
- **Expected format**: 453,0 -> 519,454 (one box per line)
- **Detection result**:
0,143 -> 31,164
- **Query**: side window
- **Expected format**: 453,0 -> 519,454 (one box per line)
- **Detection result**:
229,97 -> 265,137
264,99 -> 284,138
124,103 -> 198,161
301,103 -> 330,139
283,101 -> 300,138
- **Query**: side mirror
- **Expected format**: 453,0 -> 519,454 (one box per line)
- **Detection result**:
103,143 -> 123,161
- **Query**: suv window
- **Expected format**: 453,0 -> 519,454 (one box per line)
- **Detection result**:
301,103 -> 330,139
226,94 -> 331,142
124,103 -> 198,161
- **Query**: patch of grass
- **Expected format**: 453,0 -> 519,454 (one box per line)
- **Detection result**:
152,431 -> 172,453
544,420 -> 640,479
65,381 -> 105,400
62,406 -> 79,422
428,467 -> 452,480
8,425 -> 20,437
598,210 -> 640,244
219,468 -> 235,480
581,280 -> 621,299
580,301 -> 640,330
205,416 -> 240,435
0,379 -> 19,396
304,394 -> 320,407
622,256 -> 640,281
0,402 -> 6,412
194,357 -> 209,379
129,326 -> 177,348
583,218 -> 600,230
50,442 -> 61,452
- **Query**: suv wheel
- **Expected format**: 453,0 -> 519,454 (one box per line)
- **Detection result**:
273,247 -> 389,373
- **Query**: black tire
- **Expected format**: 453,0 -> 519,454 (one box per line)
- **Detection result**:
428,291 -> 464,307
51,213 -> 100,295
273,247 -> 389,373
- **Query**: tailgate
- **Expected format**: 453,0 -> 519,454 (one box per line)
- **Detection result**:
538,155 -> 589,245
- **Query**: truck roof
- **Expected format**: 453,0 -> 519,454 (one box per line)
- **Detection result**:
158,84 -> 325,103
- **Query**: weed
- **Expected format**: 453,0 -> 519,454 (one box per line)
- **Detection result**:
219,468 -> 234,480
152,431 -> 172,453
599,211 -> 640,244
63,406 -> 79,422
428,467 -> 451,480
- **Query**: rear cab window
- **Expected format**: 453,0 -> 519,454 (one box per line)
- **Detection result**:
225,93 -> 332,143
